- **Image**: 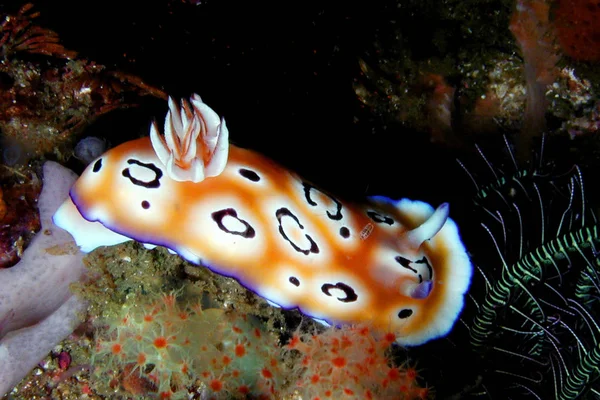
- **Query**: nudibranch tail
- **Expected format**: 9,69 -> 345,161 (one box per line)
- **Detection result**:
149,93 -> 229,182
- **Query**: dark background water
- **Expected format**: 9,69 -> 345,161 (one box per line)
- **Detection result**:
4,0 -> 466,207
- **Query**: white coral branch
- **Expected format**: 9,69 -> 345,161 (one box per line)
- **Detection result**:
150,94 -> 229,182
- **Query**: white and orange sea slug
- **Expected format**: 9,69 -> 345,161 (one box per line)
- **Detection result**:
53,94 -> 472,346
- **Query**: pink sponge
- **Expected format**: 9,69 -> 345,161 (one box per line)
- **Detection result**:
0,161 -> 87,396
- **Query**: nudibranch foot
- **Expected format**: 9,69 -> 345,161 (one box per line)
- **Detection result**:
150,93 -> 229,183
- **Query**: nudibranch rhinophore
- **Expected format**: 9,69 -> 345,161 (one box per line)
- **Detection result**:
53,94 -> 472,346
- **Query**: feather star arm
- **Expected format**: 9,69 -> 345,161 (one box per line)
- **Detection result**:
149,93 -> 229,182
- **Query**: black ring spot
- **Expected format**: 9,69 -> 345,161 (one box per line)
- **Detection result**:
212,208 -> 256,238
398,309 -> 413,319
239,168 -> 260,182
321,282 -> 358,303
141,200 -> 150,209
339,227 -> 350,238
415,257 -> 433,280
396,256 -> 432,282
367,210 -> 394,225
92,159 -> 102,173
275,207 -> 319,255
302,182 -> 343,221
395,256 -> 417,273
122,159 -> 163,188
289,276 -> 300,287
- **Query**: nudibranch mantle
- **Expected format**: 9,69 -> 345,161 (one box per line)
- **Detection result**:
54,95 -> 472,346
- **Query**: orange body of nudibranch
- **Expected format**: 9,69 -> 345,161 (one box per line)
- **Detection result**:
54,94 -> 472,346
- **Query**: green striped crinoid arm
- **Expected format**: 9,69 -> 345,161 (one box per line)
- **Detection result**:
559,342 -> 600,400
469,224 -> 600,349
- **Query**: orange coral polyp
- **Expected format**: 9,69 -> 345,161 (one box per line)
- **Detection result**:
153,336 -> 168,349
331,356 -> 347,368
209,378 -> 224,392
234,343 -> 246,358
261,368 -> 274,379
111,343 -> 123,355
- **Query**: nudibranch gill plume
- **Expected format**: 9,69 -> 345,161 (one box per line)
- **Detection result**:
53,94 -> 472,346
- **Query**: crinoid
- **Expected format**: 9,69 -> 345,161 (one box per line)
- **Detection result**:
453,135 -> 600,399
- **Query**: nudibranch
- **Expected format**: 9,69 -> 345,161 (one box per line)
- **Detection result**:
53,94 -> 472,346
